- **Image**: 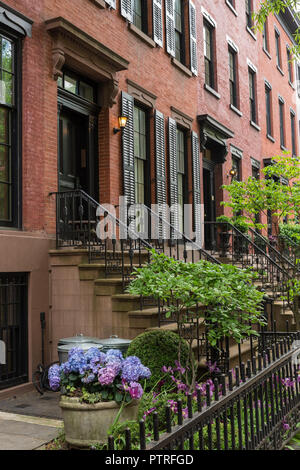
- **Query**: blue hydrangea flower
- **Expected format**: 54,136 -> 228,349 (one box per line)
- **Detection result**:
48,364 -> 61,391
106,349 -> 123,360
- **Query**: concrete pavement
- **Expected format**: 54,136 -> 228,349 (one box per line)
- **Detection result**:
0,411 -> 63,450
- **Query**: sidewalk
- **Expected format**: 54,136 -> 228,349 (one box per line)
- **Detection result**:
0,410 -> 63,450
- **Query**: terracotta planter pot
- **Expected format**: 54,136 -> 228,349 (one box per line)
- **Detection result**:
60,396 -> 139,448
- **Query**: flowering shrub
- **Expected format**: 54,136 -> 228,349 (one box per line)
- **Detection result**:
48,347 -> 151,405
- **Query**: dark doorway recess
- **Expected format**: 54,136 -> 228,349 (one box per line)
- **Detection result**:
0,273 -> 28,390
58,83 -> 100,201
203,160 -> 216,250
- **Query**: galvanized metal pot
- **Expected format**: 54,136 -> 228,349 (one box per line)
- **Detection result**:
60,396 -> 138,448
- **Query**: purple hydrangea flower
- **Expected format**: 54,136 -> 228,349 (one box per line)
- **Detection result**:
98,366 -> 117,386
122,356 -> 151,382
48,364 -> 61,391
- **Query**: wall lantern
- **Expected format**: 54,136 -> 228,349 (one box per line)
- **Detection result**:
229,168 -> 237,178
113,116 -> 128,134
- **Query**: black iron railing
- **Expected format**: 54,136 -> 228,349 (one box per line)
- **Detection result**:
51,190 -> 220,290
107,335 -> 300,450
204,222 -> 292,313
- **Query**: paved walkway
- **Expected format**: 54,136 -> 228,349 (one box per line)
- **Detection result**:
0,411 -> 63,450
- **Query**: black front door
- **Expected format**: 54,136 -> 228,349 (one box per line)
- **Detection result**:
0,273 -> 28,390
59,109 -> 89,193
203,165 -> 216,250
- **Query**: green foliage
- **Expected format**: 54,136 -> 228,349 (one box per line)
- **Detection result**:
222,155 -> 300,234
279,223 -> 300,244
127,251 -> 265,347
126,329 -> 190,390
254,1 -> 300,59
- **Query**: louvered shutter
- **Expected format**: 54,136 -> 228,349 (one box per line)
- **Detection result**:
189,0 -> 198,75
121,0 -> 134,22
165,0 -> 175,57
153,0 -> 163,47
168,117 -> 178,236
122,92 -> 135,208
155,110 -> 167,238
105,0 -> 116,8
192,132 -> 201,244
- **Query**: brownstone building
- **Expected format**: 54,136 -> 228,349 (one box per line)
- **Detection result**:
0,0 -> 298,396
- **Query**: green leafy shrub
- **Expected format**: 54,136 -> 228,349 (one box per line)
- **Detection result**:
126,329 -> 191,390
279,223 -> 300,244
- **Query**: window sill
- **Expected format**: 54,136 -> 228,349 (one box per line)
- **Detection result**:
277,65 -> 284,76
230,104 -> 242,117
204,83 -> 220,99
90,0 -> 106,8
225,1 -> 238,16
263,48 -> 271,60
246,26 -> 257,41
267,134 -> 275,143
250,121 -> 261,131
128,23 -> 155,48
171,58 -> 193,77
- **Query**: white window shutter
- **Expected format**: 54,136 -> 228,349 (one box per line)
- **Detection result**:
189,0 -> 198,75
153,0 -> 163,47
168,117 -> 178,236
121,0 -> 134,23
122,92 -> 135,206
192,132 -> 201,243
105,0 -> 116,8
155,110 -> 167,238
165,0 -> 175,57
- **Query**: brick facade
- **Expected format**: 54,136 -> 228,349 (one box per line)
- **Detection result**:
0,0 -> 299,393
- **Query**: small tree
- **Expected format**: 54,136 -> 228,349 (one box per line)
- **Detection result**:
127,250 -> 265,389
222,154 -> 300,330
222,154 -> 300,235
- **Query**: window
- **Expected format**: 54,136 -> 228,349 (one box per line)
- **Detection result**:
275,30 -> 281,68
249,68 -> 257,123
232,156 -> 241,181
58,71 -> 96,102
134,105 -> 147,206
203,21 -> 215,89
0,34 -> 20,227
174,0 -> 184,63
287,47 -> 293,83
265,85 -> 272,137
229,48 -> 238,108
291,111 -> 296,156
245,0 -> 253,29
176,128 -> 186,233
133,0 -> 147,33
279,99 -> 285,148
262,20 -> 269,52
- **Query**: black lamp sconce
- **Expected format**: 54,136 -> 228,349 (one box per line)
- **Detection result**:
113,116 -> 128,134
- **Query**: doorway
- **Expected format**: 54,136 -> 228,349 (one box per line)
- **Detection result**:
203,163 -> 216,250
58,109 -> 89,193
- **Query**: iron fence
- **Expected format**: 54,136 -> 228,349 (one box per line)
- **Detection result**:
107,335 -> 300,450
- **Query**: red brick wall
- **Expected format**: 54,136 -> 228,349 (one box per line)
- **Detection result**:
3,0 -> 299,234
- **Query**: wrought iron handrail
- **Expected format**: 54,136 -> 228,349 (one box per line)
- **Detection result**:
142,204 -> 220,265
248,227 -> 296,272
204,221 -> 291,277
